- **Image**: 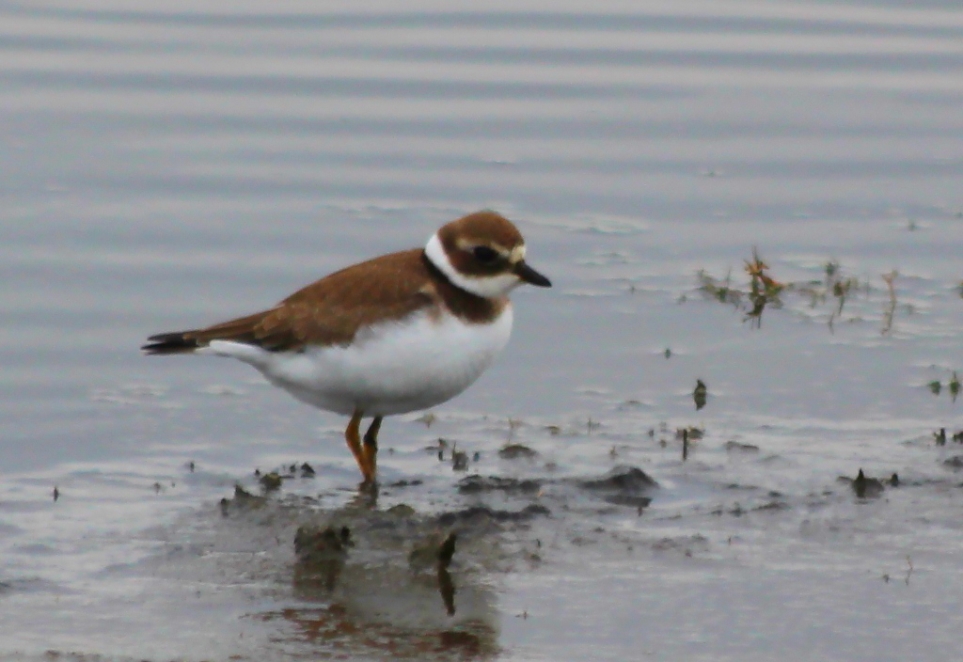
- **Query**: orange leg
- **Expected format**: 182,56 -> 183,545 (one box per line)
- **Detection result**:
362,416 -> 382,479
344,410 -> 374,483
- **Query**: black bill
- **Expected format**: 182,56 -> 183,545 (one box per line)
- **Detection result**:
514,261 -> 552,287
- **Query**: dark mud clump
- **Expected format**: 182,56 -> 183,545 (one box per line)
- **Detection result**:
219,483 -> 268,514
725,441 -> 760,453
753,500 -> 789,512
457,475 -> 542,495
652,534 -> 710,556
436,504 -> 550,527
579,465 -> 658,508
843,469 -> 885,499
497,444 -> 539,460
580,465 -> 658,492
942,455 -> 963,471
259,471 -> 284,492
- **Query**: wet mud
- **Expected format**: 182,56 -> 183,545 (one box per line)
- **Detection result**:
183,462 -> 656,660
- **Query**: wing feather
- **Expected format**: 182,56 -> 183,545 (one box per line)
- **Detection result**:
142,249 -> 436,354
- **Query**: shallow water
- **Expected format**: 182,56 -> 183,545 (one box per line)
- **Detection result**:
2,1 -> 963,660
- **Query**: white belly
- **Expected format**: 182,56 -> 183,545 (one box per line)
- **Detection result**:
203,306 -> 513,416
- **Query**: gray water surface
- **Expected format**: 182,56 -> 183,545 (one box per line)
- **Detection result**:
2,1 -> 962,660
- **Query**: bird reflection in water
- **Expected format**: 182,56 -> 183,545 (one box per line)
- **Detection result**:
284,518 -> 496,660
437,533 -> 457,616
293,524 -> 352,592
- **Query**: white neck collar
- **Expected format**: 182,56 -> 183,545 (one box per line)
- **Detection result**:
424,232 -> 520,298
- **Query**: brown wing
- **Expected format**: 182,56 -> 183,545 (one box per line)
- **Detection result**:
142,249 -> 436,354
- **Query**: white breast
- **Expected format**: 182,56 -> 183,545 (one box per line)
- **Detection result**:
204,305 -> 513,416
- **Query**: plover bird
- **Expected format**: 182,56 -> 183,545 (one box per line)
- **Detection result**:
142,210 -> 551,483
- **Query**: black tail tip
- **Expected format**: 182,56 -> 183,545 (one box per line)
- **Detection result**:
142,332 -> 198,355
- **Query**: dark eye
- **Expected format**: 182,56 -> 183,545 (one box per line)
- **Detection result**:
472,246 -> 499,263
